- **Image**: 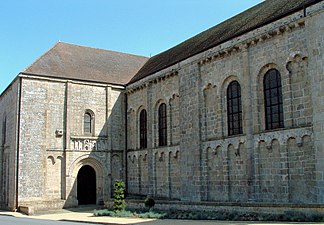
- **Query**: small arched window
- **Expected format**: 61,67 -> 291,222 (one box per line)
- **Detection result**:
139,109 -> 147,149
227,81 -> 243,136
264,69 -> 284,130
84,111 -> 94,134
158,103 -> 167,146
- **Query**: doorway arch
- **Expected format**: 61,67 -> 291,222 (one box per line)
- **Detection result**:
77,165 -> 96,205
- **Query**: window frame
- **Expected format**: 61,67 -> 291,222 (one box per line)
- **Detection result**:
227,81 -> 243,136
158,103 -> 167,147
2,116 -> 6,145
139,109 -> 147,149
263,69 -> 284,130
84,110 -> 94,135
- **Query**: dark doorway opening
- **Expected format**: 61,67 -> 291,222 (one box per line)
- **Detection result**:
77,165 -> 96,205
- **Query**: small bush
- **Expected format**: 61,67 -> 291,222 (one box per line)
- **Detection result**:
144,197 -> 155,209
113,180 -> 126,212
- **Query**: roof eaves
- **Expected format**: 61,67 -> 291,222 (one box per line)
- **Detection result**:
20,71 -> 127,87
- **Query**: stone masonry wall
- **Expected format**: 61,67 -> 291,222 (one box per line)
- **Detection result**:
307,7 -> 324,203
1,1 -> 322,212
126,3 -> 324,204
127,74 -> 181,198
18,77 -> 125,209
0,79 -> 19,210
19,78 -> 51,200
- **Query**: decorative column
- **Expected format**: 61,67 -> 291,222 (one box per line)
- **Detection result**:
241,44 -> 255,201
146,82 -> 156,197
179,63 -> 202,201
62,81 -> 70,201
168,99 -> 173,146
106,86 -> 112,197
306,13 -> 324,203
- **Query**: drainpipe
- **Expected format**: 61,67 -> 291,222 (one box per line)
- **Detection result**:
15,77 -> 22,210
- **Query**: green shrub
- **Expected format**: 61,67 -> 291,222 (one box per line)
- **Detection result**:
93,209 -> 166,219
113,179 -> 126,212
94,209 -> 132,217
94,207 -> 324,222
144,197 -> 155,210
138,211 -> 166,219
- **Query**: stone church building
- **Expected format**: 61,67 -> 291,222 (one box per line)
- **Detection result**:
0,0 -> 323,212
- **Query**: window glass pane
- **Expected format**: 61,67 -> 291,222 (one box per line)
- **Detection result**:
273,122 -> 279,129
232,99 -> 238,107
84,113 -> 91,123
272,105 -> 279,114
84,124 -> 90,132
271,89 -> 279,98
228,89 -> 232,98
270,79 -> 277,88
272,96 -> 279,105
232,87 -> 237,96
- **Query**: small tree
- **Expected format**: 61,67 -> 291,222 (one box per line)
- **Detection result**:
113,179 -> 126,212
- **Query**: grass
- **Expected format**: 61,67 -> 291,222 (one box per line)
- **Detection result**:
94,208 -> 324,222
93,209 -> 166,219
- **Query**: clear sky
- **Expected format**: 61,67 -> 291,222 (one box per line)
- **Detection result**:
0,0 -> 263,94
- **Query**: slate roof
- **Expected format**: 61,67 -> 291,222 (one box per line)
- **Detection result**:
23,42 -> 148,85
129,0 -> 321,84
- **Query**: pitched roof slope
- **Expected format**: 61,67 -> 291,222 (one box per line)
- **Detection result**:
129,0 -> 320,84
23,42 -> 148,85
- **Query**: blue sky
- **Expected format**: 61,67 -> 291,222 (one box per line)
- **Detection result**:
0,0 -> 263,94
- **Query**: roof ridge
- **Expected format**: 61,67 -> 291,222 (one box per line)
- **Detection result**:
150,0 -> 266,61
56,41 -> 149,59
129,0 -> 321,84
20,40 -> 149,85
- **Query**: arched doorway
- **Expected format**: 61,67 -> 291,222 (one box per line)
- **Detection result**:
77,165 -> 96,205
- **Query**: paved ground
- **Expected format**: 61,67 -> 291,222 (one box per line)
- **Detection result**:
0,216 -> 93,225
0,207 -> 324,225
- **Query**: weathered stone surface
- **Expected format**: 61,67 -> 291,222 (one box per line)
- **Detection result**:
126,2 -> 324,206
0,1 -> 323,213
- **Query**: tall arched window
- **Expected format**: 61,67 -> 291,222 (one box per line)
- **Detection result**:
264,69 -> 284,130
139,109 -> 147,149
84,111 -> 94,134
227,81 -> 243,136
2,116 -> 6,145
158,103 -> 167,146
